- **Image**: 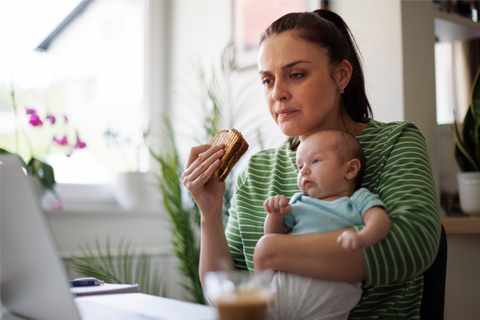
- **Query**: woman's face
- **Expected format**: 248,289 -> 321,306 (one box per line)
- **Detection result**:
258,31 -> 349,140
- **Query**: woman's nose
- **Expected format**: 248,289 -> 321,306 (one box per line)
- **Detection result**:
272,81 -> 290,101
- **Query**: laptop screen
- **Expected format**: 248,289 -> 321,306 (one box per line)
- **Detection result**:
0,154 -> 81,320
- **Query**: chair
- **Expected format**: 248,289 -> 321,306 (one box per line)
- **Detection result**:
419,224 -> 448,320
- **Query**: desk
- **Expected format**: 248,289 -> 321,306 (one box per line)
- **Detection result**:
1,293 -> 218,320
441,216 -> 480,319
441,216 -> 480,234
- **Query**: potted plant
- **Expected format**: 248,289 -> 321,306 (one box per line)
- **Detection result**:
453,65 -> 480,216
103,129 -> 160,211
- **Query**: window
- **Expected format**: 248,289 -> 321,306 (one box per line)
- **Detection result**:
435,38 -> 480,125
0,0 -> 146,185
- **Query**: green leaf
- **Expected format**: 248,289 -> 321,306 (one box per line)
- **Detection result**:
68,239 -> 165,297
471,66 -> 480,167
26,158 -> 57,195
470,64 -> 480,121
453,120 -> 479,171
453,64 -> 480,171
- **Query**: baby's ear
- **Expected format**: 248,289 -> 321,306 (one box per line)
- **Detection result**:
345,159 -> 361,181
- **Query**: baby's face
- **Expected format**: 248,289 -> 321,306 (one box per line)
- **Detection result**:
296,133 -> 349,199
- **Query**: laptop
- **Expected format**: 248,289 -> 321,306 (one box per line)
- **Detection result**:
0,154 -> 217,320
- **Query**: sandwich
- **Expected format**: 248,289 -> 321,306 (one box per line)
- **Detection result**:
208,129 -> 249,182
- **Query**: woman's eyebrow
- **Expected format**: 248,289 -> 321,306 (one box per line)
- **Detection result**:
281,60 -> 312,70
259,60 -> 312,75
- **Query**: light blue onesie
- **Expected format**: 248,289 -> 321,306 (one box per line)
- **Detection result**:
268,188 -> 386,320
284,188 -> 385,235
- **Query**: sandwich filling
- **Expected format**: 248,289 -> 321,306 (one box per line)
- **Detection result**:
220,148 -> 241,179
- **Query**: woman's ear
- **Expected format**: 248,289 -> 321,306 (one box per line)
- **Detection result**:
345,158 -> 361,181
335,59 -> 353,91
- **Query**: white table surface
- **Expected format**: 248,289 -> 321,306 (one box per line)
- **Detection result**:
1,293 -> 218,320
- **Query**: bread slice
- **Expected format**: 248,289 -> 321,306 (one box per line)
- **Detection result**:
208,129 -> 249,182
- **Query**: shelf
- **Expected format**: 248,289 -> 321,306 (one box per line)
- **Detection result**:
441,216 -> 480,234
434,10 -> 480,42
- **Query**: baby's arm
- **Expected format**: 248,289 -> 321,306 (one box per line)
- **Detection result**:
337,206 -> 391,251
264,195 -> 292,234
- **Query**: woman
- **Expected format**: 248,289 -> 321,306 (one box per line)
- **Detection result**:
182,9 -> 441,319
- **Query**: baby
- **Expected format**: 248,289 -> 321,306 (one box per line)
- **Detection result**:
261,129 -> 391,320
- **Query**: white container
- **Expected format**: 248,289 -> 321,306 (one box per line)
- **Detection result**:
457,172 -> 480,216
113,172 -> 162,211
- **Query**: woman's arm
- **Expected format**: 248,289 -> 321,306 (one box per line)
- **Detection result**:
181,144 -> 236,285
254,231 -> 366,282
359,124 -> 441,286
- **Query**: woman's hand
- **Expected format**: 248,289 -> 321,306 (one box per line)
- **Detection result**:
181,144 -> 225,218
183,144 -> 237,283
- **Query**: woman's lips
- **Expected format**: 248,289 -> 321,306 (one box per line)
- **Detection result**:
277,109 -> 297,118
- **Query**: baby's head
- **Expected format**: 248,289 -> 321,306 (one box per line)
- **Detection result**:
296,130 -> 365,199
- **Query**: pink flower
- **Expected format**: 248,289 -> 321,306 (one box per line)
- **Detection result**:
46,113 -> 56,124
53,135 -> 68,146
74,131 -> 86,149
52,199 -> 63,211
64,115 -> 68,123
28,113 -> 43,126
25,107 -> 37,115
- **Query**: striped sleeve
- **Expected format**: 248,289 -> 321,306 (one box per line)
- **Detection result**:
356,122 -> 441,287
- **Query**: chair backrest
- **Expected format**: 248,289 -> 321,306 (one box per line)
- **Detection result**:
419,224 -> 448,320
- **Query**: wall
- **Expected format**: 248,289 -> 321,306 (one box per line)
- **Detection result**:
331,0 -> 404,123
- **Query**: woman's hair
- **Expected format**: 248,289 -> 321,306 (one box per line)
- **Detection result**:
259,9 -> 373,126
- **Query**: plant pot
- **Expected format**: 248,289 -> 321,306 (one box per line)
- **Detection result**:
113,172 -> 161,211
457,172 -> 480,216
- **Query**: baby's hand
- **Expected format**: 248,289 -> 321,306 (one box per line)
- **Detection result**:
337,230 -> 367,251
264,195 -> 291,216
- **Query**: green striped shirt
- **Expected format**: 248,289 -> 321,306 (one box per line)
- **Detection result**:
225,119 -> 441,319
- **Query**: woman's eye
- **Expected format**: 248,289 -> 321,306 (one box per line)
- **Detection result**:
290,73 -> 303,80
262,78 -> 273,86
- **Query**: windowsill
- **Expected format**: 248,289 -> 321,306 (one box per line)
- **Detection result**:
45,203 -> 164,217
51,183 -> 118,207
47,182 -> 163,214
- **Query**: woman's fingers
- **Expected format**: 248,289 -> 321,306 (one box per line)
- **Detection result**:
185,144 -> 211,169
183,144 -> 223,176
182,144 -> 224,190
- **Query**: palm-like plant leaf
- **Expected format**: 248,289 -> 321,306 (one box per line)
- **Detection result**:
68,238 -> 165,296
453,65 -> 480,172
470,65 -> 480,166
148,115 -> 204,304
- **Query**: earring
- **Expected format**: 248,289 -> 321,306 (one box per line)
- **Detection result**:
339,88 -> 345,94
